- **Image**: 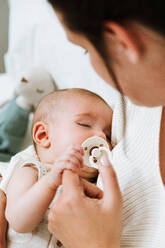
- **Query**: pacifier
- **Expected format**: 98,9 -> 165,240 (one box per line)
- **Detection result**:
82,136 -> 112,169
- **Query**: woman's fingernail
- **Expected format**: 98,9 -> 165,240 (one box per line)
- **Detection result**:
100,154 -> 110,167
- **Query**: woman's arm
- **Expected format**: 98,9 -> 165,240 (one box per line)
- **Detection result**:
0,179 -> 7,248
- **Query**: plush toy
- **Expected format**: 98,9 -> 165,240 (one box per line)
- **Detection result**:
0,67 -> 56,162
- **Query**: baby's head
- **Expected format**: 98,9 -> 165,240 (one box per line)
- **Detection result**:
32,88 -> 113,164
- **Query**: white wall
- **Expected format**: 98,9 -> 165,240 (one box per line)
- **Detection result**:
0,0 -> 9,73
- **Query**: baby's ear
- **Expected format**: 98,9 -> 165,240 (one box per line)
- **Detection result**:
33,122 -> 50,148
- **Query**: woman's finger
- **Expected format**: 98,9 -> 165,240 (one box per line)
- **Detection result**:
81,178 -> 103,199
62,170 -> 83,199
79,166 -> 98,179
99,154 -> 122,208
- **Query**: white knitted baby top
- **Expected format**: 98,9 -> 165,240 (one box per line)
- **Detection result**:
1,95 -> 165,248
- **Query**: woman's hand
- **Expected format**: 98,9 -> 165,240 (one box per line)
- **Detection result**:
0,189 -> 7,248
79,165 -> 99,182
48,155 -> 123,248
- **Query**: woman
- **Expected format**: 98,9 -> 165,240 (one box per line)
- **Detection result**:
47,1 -> 165,248
0,179 -> 7,248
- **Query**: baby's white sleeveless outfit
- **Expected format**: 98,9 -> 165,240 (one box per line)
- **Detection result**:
1,145 -> 64,248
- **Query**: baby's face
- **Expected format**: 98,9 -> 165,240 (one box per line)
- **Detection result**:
48,94 -> 113,162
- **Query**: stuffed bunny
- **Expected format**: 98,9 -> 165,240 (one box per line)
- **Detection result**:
0,67 -> 56,162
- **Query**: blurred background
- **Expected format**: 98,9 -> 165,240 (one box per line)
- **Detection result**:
0,0 -> 117,161
0,0 -> 9,73
0,0 -> 117,105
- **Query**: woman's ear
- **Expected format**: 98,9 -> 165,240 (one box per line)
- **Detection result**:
33,121 -> 50,148
103,21 -> 142,64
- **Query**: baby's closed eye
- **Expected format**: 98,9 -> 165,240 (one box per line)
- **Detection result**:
77,122 -> 91,128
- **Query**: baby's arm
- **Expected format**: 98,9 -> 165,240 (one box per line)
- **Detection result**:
6,146 -> 83,233
0,177 -> 7,248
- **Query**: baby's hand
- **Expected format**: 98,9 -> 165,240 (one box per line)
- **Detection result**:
47,146 -> 84,190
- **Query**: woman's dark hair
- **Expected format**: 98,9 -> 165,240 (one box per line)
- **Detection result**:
48,0 -> 165,48
48,0 -> 165,92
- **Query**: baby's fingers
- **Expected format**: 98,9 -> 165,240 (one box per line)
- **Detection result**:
66,146 -> 84,167
65,156 -> 83,172
67,145 -> 84,156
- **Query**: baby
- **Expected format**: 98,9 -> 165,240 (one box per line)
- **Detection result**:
2,88 -> 113,248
